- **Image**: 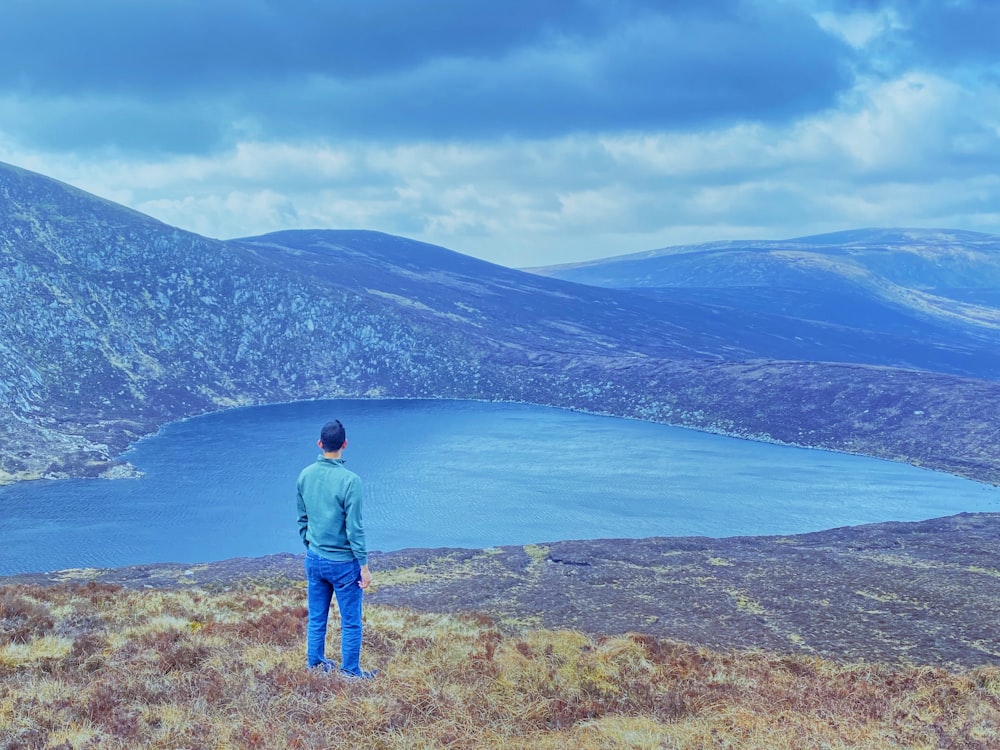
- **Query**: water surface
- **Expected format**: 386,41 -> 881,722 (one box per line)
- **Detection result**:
0,399 -> 996,575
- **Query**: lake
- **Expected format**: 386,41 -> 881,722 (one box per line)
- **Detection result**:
1,399 -> 997,576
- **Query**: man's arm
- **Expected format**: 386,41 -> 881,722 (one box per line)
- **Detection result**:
343,476 -> 370,587
296,483 -> 309,548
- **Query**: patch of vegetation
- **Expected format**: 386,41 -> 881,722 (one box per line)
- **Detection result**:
2,582 -> 999,749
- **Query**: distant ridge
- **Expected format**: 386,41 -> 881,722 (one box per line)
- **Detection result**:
527,228 -> 1000,302
2,160 -> 1000,486
528,228 -> 1000,272
528,227 -> 1000,353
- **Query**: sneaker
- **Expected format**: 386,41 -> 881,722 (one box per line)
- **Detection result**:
338,668 -> 379,681
309,659 -> 337,672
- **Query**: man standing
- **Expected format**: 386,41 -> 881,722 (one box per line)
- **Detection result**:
296,419 -> 376,679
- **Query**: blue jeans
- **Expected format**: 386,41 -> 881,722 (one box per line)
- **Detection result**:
305,551 -> 364,673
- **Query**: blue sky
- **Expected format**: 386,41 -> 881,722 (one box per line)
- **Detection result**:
1,0 -> 998,267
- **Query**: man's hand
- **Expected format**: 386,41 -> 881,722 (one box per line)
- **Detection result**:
359,564 -> 372,589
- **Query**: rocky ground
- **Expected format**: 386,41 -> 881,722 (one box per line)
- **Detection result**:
6,512 -> 999,671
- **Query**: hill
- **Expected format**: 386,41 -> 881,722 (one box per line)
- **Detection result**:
3,162 -> 1000,486
528,228 -> 1000,355
235,230 -> 1000,378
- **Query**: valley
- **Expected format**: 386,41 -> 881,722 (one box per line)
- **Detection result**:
3,161 -> 1000,487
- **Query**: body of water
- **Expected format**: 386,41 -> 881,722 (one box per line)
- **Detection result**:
1,399 -> 997,575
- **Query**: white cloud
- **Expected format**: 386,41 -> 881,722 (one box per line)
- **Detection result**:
812,8 -> 904,49
3,66 -> 999,268
804,73 -> 972,173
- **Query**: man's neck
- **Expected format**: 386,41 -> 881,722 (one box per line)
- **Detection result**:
322,450 -> 343,460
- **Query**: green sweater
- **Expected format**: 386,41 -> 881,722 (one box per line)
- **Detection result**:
296,456 -> 368,566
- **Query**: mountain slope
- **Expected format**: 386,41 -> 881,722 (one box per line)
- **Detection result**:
3,162 -> 1000,486
233,230 -> 1000,379
528,228 -> 1000,291
528,229 -> 1000,345
0,165 -> 513,480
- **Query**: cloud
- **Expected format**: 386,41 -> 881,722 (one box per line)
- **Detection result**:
18,62 -> 995,268
1,0 -> 595,91
821,0 -> 1000,71
0,92 -> 235,154
812,6 -> 904,50
904,2 -> 1000,68
0,0 -> 853,150
1,0 -> 998,266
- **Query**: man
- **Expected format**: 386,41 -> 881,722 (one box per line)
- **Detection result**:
296,419 -> 376,679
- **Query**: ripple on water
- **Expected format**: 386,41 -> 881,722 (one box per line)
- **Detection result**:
0,398 -> 997,575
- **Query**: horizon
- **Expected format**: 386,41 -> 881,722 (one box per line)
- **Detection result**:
1,1 -> 998,267
6,158 -> 998,274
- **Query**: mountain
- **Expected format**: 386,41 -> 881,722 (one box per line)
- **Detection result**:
3,161 -> 1000,486
527,229 -> 1000,345
233,230 -> 1000,379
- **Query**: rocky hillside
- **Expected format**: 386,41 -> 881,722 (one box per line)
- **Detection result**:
3,162 -> 1000,485
236,229 -> 1000,378
0,165 -> 500,481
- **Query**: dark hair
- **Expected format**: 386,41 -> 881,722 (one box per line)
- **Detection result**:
320,420 -> 346,452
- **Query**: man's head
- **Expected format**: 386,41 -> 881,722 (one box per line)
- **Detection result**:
319,420 -> 347,453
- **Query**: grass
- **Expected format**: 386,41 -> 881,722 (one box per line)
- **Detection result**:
2,582 -> 999,749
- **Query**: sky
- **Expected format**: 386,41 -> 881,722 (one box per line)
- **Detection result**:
1,0 -> 998,268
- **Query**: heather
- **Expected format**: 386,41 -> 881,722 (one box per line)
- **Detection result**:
3,582 -> 999,749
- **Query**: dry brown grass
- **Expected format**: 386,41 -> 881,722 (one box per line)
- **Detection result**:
1,581 -> 999,749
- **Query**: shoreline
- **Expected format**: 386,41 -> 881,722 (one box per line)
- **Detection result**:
4,394 -> 999,488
